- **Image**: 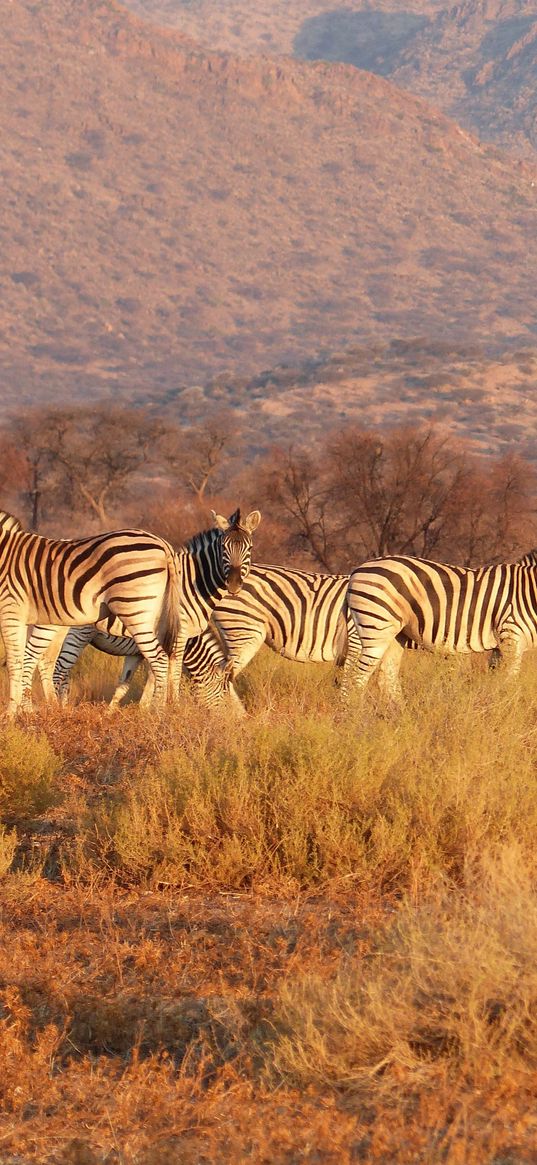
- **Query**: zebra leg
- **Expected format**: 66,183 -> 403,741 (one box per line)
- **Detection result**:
337,619 -> 362,703
376,640 -> 405,707
346,612 -> 401,703
168,629 -> 188,703
33,626 -> 69,703
495,629 -> 525,679
111,620 -> 171,707
21,624 -> 65,711
52,625 -> 96,704
138,664 -> 155,707
2,617 -> 31,717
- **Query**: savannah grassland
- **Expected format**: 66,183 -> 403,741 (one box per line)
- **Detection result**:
2,649 -> 537,1163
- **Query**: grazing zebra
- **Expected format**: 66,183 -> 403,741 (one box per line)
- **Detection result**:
46,563 -> 361,710
0,509 -> 181,715
24,509 -> 261,707
39,620 -> 238,712
345,550 -> 537,704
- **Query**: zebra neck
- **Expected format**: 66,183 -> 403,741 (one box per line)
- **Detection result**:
183,532 -> 226,609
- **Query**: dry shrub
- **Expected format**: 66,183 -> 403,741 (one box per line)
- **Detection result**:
0,824 -> 17,876
0,985 -> 65,1113
65,649 -> 537,893
0,725 -> 63,819
272,844 -> 537,1097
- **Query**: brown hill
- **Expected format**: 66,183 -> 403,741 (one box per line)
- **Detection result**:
126,1 -> 439,61
132,1 -> 537,160
169,340 -> 537,462
1,0 -> 537,416
393,1 -> 537,159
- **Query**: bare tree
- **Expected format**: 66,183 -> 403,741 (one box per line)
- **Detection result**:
4,410 -> 67,530
254,424 -> 537,573
326,426 -> 474,566
162,408 -> 241,505
256,446 -> 338,570
3,404 -> 169,532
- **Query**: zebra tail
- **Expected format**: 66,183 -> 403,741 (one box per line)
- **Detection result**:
334,610 -> 349,669
159,550 -> 182,657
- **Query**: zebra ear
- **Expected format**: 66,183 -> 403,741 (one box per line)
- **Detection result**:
227,508 -> 241,528
211,511 -> 231,532
242,510 -> 261,534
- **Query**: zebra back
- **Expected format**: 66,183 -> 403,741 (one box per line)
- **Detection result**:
213,563 -> 352,664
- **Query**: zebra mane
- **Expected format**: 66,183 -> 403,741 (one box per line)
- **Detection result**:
183,525 -> 222,556
183,512 -> 246,557
517,550 -> 537,567
0,511 -> 23,534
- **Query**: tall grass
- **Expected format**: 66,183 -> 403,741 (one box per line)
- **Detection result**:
50,648 -> 537,893
271,845 -> 537,1095
3,647 -> 537,1162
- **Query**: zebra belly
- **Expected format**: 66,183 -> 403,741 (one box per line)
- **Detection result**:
92,631 -> 140,658
407,627 -> 498,654
265,629 -> 338,663
26,596 -> 105,627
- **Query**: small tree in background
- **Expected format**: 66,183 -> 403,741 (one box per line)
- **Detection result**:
255,426 -> 537,572
161,407 -> 242,504
1,404 -> 169,532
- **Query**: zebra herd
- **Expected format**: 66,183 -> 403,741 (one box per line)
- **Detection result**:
1,505 -> 537,717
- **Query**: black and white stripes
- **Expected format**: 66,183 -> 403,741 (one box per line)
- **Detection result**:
345,552 -> 537,703
0,509 -> 181,714
45,562 -> 360,710
23,509 -> 261,709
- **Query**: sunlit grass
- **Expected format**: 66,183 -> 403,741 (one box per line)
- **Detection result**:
2,646 -> 537,1162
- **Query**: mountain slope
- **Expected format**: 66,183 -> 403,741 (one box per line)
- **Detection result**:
393,1 -> 537,159
1,0 -> 536,412
128,1 -> 537,158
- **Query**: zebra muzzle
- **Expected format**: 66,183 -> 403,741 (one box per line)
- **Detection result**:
226,568 -> 243,595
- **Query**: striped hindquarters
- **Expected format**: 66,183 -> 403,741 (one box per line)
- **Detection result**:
346,556 -> 537,655
0,518 -> 178,630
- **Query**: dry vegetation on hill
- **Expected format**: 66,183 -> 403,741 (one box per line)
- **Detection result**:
130,0 -> 537,159
2,0 -> 537,422
2,653 -> 537,1162
172,339 -> 537,457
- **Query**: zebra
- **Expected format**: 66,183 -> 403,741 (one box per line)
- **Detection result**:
0,509 -> 181,715
23,509 -> 261,708
344,550 -> 537,705
36,620 -> 238,712
44,563 -> 362,710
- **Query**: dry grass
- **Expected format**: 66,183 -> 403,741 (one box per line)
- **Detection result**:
1,649 -> 537,1161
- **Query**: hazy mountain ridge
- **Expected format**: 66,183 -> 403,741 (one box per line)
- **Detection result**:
129,1 -> 537,158
393,0 -> 537,157
1,0 -> 536,429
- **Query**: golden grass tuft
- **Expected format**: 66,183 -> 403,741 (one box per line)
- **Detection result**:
0,724 -> 63,820
2,648 -> 537,1160
272,844 -> 537,1095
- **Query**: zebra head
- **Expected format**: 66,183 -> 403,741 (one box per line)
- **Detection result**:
211,508 -> 261,594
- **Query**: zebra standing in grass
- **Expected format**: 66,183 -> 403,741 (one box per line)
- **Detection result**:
24,509 -> 261,707
36,620 -> 236,711
345,551 -> 537,705
0,509 -> 181,715
44,563 -> 362,710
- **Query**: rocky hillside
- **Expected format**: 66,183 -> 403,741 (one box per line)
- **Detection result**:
393,1 -> 537,158
166,340 -> 537,461
130,1 -> 537,158
2,0 -> 536,416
